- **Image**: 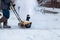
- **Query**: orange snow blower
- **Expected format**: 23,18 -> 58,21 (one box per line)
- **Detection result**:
11,4 -> 32,28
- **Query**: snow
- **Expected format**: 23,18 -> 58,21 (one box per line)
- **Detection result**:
7,0 -> 60,29
0,0 -> 60,40
0,29 -> 60,40
31,7 -> 60,29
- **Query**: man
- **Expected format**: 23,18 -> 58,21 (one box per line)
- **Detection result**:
0,0 -> 15,28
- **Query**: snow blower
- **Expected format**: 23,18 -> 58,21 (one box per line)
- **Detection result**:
11,4 -> 32,28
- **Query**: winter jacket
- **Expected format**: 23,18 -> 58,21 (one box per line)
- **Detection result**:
0,0 -> 15,19
1,0 -> 11,10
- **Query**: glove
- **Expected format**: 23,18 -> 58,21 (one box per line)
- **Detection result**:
13,4 -> 15,7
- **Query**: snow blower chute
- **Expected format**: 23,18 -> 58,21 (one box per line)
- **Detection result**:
11,3 -> 32,28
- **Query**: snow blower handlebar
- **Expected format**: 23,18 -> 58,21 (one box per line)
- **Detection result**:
10,2 -> 22,22
10,1 -> 32,28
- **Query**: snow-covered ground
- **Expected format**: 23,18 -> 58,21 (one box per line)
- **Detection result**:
7,0 -> 60,29
0,29 -> 60,40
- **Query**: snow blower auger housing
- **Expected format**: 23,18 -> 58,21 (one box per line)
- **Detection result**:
18,21 -> 32,28
11,3 -> 32,28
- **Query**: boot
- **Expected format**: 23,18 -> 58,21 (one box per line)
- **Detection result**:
0,16 -> 11,28
3,25 -> 11,28
0,17 -> 6,28
3,19 -> 11,28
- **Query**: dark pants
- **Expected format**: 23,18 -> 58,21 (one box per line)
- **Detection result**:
2,9 -> 10,19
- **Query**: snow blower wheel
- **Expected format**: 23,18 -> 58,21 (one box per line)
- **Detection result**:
25,23 -> 31,28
